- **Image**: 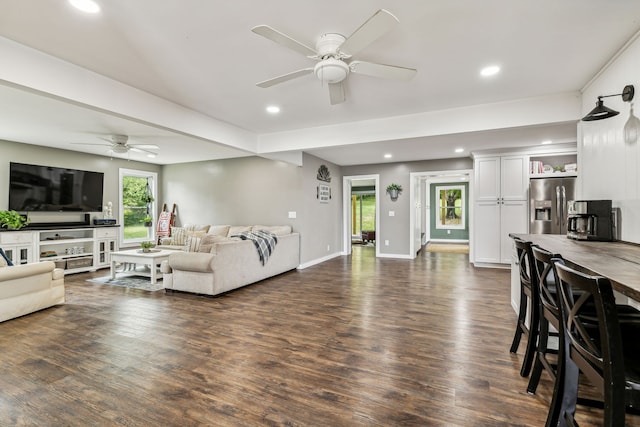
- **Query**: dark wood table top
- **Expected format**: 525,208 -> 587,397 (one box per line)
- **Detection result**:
510,234 -> 640,302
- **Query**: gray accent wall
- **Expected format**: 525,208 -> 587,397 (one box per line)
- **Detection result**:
344,158 -> 473,256
160,153 -> 343,265
0,139 -> 160,223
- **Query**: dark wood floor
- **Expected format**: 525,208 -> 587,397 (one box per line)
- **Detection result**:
1,247 -> 637,426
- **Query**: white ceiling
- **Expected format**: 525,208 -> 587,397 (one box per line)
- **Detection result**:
1,1 -> 640,165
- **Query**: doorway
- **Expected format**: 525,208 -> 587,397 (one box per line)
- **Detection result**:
342,174 -> 380,257
409,170 -> 473,258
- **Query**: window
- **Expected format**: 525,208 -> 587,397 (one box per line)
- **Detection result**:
435,185 -> 465,229
119,169 -> 157,245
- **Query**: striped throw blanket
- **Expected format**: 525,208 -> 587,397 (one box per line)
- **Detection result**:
231,230 -> 278,265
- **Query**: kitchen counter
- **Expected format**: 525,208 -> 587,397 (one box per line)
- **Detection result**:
510,234 -> 640,302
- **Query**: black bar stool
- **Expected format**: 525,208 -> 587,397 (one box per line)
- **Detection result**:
509,238 -> 539,377
527,246 -> 563,427
554,260 -> 640,426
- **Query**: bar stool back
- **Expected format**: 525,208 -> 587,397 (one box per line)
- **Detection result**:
509,238 -> 539,377
554,261 -> 640,426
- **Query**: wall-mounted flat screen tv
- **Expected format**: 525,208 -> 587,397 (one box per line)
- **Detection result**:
9,162 -> 104,212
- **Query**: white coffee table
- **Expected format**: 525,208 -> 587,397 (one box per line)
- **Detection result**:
109,248 -> 176,284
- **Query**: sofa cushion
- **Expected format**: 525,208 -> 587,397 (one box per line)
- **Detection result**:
208,225 -> 231,237
168,252 -> 214,273
228,225 -> 252,236
184,224 -> 211,233
197,234 -> 232,253
252,225 -> 292,236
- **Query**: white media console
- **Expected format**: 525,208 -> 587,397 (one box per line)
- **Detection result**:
0,225 -> 119,274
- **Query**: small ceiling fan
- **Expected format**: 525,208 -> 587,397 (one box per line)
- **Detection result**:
73,134 -> 159,157
252,9 -> 417,105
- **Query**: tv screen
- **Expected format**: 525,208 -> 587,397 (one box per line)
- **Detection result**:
9,162 -> 104,212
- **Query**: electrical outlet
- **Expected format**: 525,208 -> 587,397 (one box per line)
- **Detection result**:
447,229 -> 451,235
288,211 -> 297,219
389,210 -> 395,217
327,244 -> 330,252
385,240 -> 389,246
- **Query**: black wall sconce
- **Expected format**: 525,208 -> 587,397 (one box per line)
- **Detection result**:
582,84 -> 635,121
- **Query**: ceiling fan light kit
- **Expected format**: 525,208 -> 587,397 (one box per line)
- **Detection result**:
252,9 -> 417,104
314,58 -> 349,84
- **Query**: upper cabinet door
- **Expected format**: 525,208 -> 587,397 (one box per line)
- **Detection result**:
474,157 -> 500,201
501,156 -> 528,201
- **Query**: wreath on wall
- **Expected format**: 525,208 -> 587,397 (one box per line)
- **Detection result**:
317,165 -> 331,183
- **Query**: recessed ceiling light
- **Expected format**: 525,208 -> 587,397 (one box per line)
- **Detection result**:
266,105 -> 280,114
69,0 -> 101,13
480,65 -> 500,77
455,148 -> 464,153
541,140 -> 553,145
384,153 -> 393,159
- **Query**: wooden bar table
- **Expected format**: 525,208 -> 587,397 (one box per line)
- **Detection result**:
510,234 -> 640,302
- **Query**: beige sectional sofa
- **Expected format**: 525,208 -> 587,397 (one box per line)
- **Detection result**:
160,225 -> 300,296
0,261 -> 65,323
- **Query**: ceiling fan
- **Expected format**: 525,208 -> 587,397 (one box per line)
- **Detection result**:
73,134 -> 159,157
252,9 -> 417,105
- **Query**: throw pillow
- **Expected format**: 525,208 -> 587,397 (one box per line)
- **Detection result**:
0,248 -> 13,267
184,231 -> 206,252
171,227 -> 186,245
185,235 -> 202,252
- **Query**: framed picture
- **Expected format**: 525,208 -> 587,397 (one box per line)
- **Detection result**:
318,184 -> 330,203
435,185 -> 465,229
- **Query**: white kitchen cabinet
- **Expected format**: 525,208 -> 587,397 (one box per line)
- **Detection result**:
473,155 -> 529,265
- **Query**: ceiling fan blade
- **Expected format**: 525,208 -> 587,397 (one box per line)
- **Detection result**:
257,68 -> 314,88
130,144 -> 160,150
71,142 -> 111,146
339,9 -> 399,56
350,60 -> 417,81
252,25 -> 317,57
328,82 -> 345,105
129,146 -> 156,155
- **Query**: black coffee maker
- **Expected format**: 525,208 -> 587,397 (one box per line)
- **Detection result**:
567,200 -> 615,241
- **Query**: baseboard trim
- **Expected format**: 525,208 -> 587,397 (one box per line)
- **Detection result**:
377,253 -> 413,259
298,252 -> 342,269
427,239 -> 469,244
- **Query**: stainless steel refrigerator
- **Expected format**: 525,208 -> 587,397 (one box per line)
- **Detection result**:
529,177 -> 577,234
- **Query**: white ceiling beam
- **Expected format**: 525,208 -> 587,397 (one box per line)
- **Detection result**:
256,92 -> 582,154
0,36 -> 258,154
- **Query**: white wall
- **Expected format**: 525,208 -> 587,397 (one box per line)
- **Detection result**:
579,33 -> 640,243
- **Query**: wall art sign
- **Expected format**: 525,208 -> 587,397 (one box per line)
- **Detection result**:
318,184 -> 331,203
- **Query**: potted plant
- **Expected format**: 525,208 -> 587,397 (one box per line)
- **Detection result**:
142,215 -> 153,227
386,183 -> 403,201
140,241 -> 155,253
0,210 -> 29,230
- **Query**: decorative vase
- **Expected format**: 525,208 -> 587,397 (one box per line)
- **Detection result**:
389,189 -> 399,201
